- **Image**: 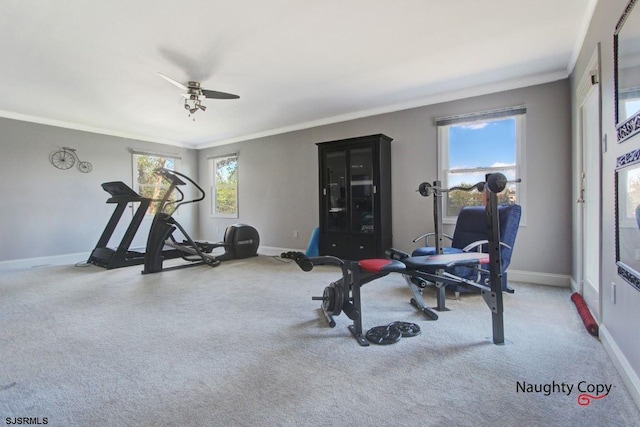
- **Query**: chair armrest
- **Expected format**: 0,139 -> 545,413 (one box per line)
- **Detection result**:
412,232 -> 434,243
462,240 -> 512,252
412,232 -> 453,244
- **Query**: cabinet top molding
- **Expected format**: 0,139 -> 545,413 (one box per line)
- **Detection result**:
315,134 -> 393,146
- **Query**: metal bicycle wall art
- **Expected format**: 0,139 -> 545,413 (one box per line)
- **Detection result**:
49,147 -> 93,173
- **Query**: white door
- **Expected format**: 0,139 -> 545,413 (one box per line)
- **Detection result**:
580,83 -> 601,320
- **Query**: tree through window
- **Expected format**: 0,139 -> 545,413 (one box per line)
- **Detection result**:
132,153 -> 178,215
210,154 -> 238,218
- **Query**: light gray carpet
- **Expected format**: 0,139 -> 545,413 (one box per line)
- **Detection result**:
1,255 -> 639,426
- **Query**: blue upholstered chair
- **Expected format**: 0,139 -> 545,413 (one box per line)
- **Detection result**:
411,204 -> 522,292
305,227 -> 320,257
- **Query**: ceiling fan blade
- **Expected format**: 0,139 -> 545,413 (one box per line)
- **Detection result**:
157,72 -> 188,91
202,89 -> 240,100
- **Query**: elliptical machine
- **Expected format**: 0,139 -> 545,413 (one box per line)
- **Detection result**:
142,168 -> 259,274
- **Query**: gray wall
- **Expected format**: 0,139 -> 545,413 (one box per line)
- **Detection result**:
2,81 -> 573,281
199,79 -> 573,277
571,0 -> 640,400
0,118 -> 198,262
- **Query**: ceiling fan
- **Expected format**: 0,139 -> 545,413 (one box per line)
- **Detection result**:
158,72 -> 239,117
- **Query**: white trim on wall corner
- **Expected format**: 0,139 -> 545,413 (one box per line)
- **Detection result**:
570,276 -> 580,293
508,270 -> 571,287
197,71 -> 568,149
600,325 -> 640,410
566,0 -> 600,75
0,110 -> 186,148
1,71 -> 568,151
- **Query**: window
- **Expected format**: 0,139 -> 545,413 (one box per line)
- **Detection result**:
132,152 -> 180,215
620,165 -> 640,229
437,107 -> 525,221
209,154 -> 238,218
620,88 -> 640,121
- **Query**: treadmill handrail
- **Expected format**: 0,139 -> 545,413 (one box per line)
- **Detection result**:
155,168 -> 206,214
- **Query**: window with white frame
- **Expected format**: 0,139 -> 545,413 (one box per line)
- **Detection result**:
437,106 -> 525,221
209,154 -> 238,218
132,152 -> 180,215
619,88 -> 640,121
619,164 -> 640,229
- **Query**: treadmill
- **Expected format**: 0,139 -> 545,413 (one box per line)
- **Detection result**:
88,181 -> 178,269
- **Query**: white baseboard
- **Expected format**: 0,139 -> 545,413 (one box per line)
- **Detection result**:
0,252 -> 91,271
0,250 -> 574,290
256,253 -> 572,288
0,247 -> 298,270
508,269 -> 571,287
0,250 -> 575,290
600,325 -> 640,411
248,251 -> 570,287
569,276 -> 580,293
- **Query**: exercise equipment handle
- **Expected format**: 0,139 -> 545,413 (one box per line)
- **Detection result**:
281,251 -> 314,271
448,181 -> 485,193
156,168 -> 206,213
417,173 -> 521,196
417,180 -> 484,196
486,173 -> 521,194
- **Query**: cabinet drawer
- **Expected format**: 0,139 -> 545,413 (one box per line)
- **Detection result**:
320,236 -> 350,259
350,236 -> 377,259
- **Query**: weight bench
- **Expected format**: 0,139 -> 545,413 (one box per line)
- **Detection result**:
283,172 -> 516,346
282,250 -> 504,346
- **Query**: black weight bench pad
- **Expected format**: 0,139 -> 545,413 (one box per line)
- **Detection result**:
358,253 -> 488,275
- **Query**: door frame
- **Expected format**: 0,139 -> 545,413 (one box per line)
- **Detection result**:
575,45 -> 603,320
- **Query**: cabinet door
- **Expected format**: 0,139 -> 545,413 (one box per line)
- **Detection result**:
349,146 -> 375,234
323,150 -> 348,232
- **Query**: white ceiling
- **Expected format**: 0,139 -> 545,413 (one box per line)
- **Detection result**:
1,1 -> 597,149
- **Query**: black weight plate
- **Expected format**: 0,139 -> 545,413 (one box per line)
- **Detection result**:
322,284 -> 342,316
418,182 -> 431,197
321,286 -> 333,312
365,325 -> 402,345
486,172 -> 507,194
388,321 -> 421,338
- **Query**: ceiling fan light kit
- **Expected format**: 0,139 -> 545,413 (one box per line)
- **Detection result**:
158,72 -> 239,119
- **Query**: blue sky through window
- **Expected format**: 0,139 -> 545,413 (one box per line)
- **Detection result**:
449,118 -> 515,168
448,117 -> 516,187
